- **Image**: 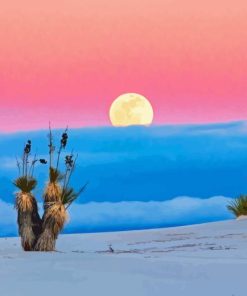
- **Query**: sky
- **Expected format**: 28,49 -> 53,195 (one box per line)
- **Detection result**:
0,0 -> 247,131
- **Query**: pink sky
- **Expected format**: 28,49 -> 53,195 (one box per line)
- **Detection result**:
0,0 -> 246,132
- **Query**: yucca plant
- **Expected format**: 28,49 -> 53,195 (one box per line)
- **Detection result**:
227,195 -> 247,217
35,127 -> 87,251
14,126 -> 87,252
42,187 -> 87,246
36,186 -> 87,251
14,140 -> 46,251
14,176 -> 39,251
35,126 -> 64,251
34,168 -> 63,251
14,167 -> 42,250
35,200 -> 67,251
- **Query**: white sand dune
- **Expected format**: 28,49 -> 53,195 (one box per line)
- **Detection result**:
0,219 -> 246,296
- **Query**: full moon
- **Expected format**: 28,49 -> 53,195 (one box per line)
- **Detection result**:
109,93 -> 154,127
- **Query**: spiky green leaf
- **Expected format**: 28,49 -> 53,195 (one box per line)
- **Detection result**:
49,167 -> 64,183
227,195 -> 247,217
13,176 -> 37,193
61,183 -> 88,207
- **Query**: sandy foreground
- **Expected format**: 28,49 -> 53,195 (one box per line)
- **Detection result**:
0,219 -> 246,296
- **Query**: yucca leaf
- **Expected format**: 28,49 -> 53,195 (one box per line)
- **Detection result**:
227,195 -> 247,217
49,167 -> 64,183
13,176 -> 37,193
61,183 -> 88,208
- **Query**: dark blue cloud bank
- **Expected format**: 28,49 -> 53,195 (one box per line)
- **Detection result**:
1,121 -> 246,236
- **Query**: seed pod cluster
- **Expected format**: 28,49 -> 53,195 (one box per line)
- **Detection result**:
24,140 -> 31,154
61,132 -> 68,148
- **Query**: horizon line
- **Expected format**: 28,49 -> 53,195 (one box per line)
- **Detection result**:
0,119 -> 246,135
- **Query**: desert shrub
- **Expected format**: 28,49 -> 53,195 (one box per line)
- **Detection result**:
14,125 -> 87,251
227,195 -> 247,217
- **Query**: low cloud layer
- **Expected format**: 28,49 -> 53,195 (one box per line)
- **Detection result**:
0,196 -> 234,237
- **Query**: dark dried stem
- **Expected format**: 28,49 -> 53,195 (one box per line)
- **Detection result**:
16,157 -> 21,177
29,154 -> 37,177
48,122 -> 53,170
65,154 -> 78,191
56,126 -> 68,171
